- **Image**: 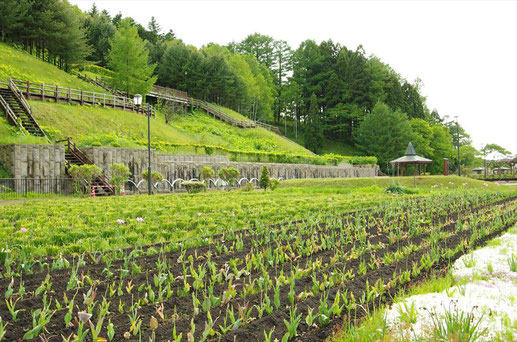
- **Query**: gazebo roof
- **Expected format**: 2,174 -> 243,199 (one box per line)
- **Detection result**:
390,142 -> 432,164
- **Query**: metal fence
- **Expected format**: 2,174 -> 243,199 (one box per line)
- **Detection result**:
0,178 -> 75,196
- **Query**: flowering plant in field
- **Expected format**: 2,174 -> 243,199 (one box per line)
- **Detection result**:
136,217 -> 144,223
19,228 -> 27,233
117,219 -> 125,225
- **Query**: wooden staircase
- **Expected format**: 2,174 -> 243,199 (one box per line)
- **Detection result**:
0,79 -> 48,139
59,138 -> 115,196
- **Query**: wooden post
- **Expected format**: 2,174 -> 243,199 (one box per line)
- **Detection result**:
103,94 -> 106,107
54,86 -> 58,101
26,81 -> 30,99
424,164 -> 426,175
80,90 -> 83,105
42,83 -> 45,101
68,88 -> 71,102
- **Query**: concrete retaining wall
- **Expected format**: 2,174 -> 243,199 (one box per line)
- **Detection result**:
0,144 -> 378,184
81,147 -> 378,182
0,144 -> 65,179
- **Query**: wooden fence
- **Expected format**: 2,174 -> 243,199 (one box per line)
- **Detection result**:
2,79 -> 155,117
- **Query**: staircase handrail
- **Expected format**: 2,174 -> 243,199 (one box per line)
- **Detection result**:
196,99 -> 255,127
254,120 -> 281,134
66,138 -> 94,165
9,78 -> 32,113
152,85 -> 188,100
62,138 -> 115,195
0,94 -> 20,128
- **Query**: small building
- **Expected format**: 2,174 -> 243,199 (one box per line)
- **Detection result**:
471,167 -> 485,175
390,142 -> 432,176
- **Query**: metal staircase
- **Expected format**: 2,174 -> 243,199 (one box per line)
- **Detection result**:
0,79 -> 47,139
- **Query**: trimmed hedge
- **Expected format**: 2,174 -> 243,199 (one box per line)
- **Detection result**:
182,181 -> 206,193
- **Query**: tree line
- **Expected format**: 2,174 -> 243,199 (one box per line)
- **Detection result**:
0,1 -> 507,172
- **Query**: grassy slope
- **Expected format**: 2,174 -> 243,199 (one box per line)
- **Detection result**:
213,104 -> 252,122
0,43 -> 104,92
0,116 -> 48,145
0,42 -> 311,154
280,175 -> 499,193
29,101 -> 311,154
1,176 -> 514,256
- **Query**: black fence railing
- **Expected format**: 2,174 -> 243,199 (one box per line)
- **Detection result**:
0,178 -> 75,196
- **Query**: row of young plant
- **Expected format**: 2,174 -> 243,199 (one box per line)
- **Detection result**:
0,191 -> 509,313
1,194 -> 515,340
3,178 -> 411,258
0,191 -> 504,283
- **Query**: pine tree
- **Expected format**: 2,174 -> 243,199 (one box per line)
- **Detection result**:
107,18 -> 157,96
304,93 -> 324,153
259,166 -> 270,190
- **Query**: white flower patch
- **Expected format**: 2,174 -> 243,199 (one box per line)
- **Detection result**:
384,230 -> 517,341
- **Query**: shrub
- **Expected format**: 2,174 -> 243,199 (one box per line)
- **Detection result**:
142,170 -> 164,184
259,166 -> 270,190
182,181 -> 206,193
199,166 -> 215,182
68,164 -> 103,193
269,178 -> 280,191
40,126 -> 61,141
384,182 -> 417,194
110,163 -> 130,195
0,163 -> 11,178
241,182 -> 255,192
218,167 -> 240,189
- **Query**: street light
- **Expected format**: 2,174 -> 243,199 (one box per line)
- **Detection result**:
134,94 -> 152,195
454,116 -> 461,177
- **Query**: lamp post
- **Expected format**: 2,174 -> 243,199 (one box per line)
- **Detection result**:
454,116 -> 461,177
134,94 -> 152,195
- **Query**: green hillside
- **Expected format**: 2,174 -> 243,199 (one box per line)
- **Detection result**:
0,43 -> 104,92
27,101 -> 310,155
0,42 -> 315,159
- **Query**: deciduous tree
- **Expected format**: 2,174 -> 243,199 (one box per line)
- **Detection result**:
107,18 -> 157,96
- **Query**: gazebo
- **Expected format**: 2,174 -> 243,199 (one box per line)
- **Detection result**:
390,142 -> 432,176
482,152 -> 516,177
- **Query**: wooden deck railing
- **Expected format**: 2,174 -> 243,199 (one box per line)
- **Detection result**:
0,79 -> 155,117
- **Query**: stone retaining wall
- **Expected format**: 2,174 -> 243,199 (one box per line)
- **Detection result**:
0,144 -> 378,184
0,144 -> 65,179
81,147 -> 378,182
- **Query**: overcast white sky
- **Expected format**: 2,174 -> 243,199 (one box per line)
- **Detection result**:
71,0 -> 517,153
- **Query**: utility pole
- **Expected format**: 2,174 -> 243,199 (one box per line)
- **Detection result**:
455,116 -> 461,176
147,109 -> 152,195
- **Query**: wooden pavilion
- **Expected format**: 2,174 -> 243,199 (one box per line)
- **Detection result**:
390,142 -> 432,176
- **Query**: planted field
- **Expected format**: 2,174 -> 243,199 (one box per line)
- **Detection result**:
1,189 -> 516,341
